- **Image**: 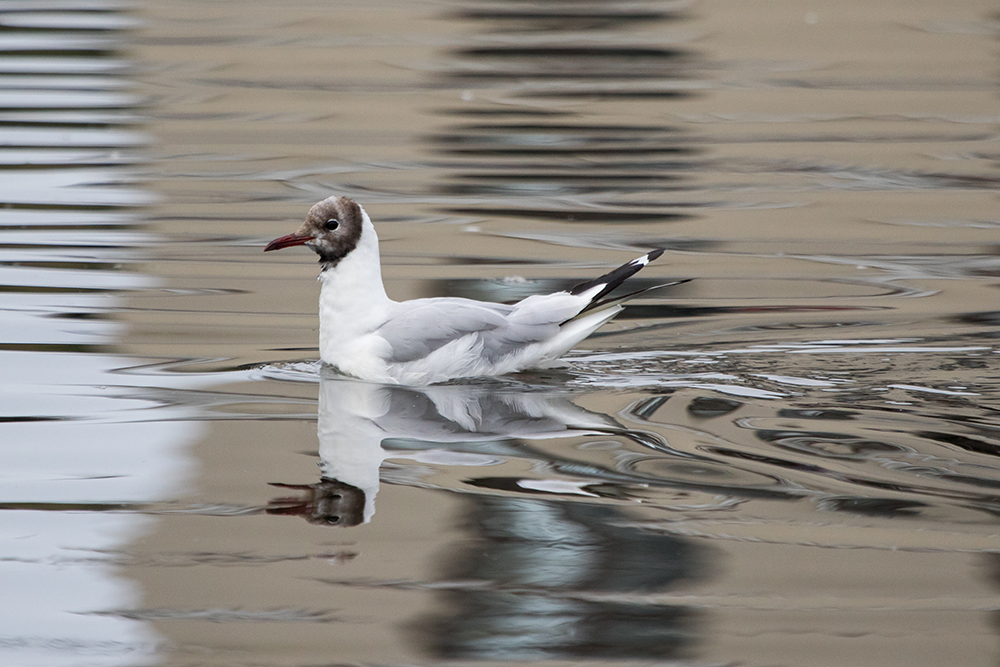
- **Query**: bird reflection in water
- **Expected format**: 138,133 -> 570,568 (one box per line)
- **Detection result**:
266,479 -> 368,527
266,374 -> 622,526
267,374 -> 707,659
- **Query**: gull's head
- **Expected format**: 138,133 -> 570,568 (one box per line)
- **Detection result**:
265,196 -> 366,265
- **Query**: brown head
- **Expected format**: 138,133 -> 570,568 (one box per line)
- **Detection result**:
264,196 -> 366,267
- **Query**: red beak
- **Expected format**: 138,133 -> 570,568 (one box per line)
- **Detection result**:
264,233 -> 312,252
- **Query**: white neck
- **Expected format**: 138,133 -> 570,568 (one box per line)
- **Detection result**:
317,379 -> 392,523
317,210 -> 394,367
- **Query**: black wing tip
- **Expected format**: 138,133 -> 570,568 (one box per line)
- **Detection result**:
626,248 -> 665,268
570,248 -> 667,299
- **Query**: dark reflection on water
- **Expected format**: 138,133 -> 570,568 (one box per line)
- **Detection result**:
427,0 -> 703,237
419,498 -> 702,661
425,592 -> 695,661
441,498 -> 703,592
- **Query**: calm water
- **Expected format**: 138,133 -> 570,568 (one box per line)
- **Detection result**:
3,0 -> 1000,665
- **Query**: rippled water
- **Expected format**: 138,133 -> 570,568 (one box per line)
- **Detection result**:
3,0 -> 1000,665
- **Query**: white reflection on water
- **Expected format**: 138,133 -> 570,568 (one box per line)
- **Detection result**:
267,375 -> 619,525
0,3 -> 197,665
0,347 -> 202,666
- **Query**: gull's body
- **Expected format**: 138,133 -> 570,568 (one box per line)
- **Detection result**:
266,196 -> 675,385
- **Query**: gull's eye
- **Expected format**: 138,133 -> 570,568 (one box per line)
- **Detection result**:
324,218 -> 339,231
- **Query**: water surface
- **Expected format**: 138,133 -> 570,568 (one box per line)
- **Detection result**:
3,0 -> 1000,665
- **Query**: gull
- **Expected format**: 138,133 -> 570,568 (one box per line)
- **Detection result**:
265,196 -> 683,385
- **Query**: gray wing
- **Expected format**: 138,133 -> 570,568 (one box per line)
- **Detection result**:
375,297 -> 559,364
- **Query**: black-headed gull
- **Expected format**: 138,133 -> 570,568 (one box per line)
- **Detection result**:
265,196 -> 680,384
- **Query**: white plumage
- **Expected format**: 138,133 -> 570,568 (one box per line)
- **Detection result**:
266,196 -> 676,385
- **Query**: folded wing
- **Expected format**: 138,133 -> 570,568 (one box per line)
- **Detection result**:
374,250 -> 671,369
375,298 -> 556,364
